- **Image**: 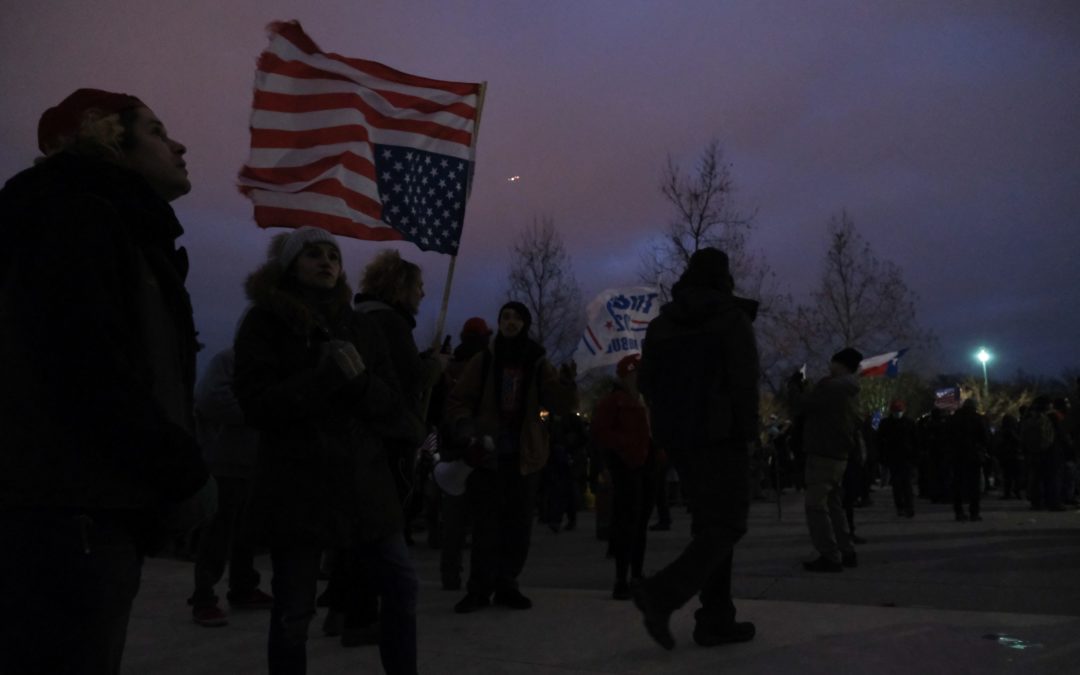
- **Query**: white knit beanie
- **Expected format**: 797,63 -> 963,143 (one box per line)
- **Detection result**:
277,226 -> 340,270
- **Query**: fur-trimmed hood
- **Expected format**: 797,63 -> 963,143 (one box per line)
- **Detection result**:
243,236 -> 353,336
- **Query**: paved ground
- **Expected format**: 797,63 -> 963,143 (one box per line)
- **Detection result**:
124,488 -> 1080,673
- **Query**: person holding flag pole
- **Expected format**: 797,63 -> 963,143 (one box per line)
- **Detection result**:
235,20 -> 486,674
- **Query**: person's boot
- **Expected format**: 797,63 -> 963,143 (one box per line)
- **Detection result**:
632,584 -> 674,650
692,620 -> 756,647
802,556 -> 843,572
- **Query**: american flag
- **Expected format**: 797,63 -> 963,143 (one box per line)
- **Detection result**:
238,21 -> 484,255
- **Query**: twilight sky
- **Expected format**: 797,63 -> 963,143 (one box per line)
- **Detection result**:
2,1 -> 1078,380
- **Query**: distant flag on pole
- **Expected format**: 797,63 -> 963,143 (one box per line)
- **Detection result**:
858,348 -> 909,378
574,286 -> 661,375
238,21 -> 485,254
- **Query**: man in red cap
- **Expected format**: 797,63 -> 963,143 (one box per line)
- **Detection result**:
0,89 -> 212,674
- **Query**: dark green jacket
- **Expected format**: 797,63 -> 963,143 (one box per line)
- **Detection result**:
790,374 -> 861,461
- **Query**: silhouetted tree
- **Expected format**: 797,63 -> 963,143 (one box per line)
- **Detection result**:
778,210 -> 937,378
507,217 -> 583,363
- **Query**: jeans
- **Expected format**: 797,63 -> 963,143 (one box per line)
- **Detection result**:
466,457 -> 541,595
0,511 -> 142,675
645,446 -> 749,626
804,455 -> 853,562
191,475 -> 260,606
270,534 -> 417,675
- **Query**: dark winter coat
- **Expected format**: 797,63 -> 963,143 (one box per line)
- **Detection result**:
948,405 -> 991,463
354,294 -> 441,446
789,373 -> 861,461
234,261 -> 403,549
877,414 -> 919,467
194,349 -> 258,478
0,153 -> 207,524
638,285 -> 760,452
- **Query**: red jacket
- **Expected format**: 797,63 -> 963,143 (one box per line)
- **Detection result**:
592,387 -> 651,469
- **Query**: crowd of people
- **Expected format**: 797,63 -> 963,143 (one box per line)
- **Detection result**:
3,88 -> 1077,675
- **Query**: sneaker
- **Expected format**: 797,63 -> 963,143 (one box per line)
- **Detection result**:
227,588 -> 274,610
632,585 -> 674,650
612,581 -> 632,601
493,588 -> 533,610
192,604 -> 229,627
454,592 -> 491,614
842,550 -> 858,568
692,621 -> 756,647
802,556 -> 843,573
340,622 -> 379,648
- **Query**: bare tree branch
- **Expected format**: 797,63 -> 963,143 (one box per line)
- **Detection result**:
507,217 -> 583,364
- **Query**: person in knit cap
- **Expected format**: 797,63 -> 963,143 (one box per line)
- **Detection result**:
788,347 -> 863,572
233,227 -> 418,673
0,88 -> 212,674
445,301 -> 578,614
592,353 -> 655,600
634,247 -> 761,650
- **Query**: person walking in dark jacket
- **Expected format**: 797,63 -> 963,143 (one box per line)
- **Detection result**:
878,399 -> 918,518
0,88 -> 213,675
789,348 -> 862,572
948,398 -> 990,521
633,248 -> 759,650
233,227 -> 416,675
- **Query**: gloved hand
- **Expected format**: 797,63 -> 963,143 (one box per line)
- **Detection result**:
323,340 -> 365,379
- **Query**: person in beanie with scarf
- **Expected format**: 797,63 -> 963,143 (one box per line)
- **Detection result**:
0,88 -> 212,675
233,227 -> 417,674
633,247 -> 760,650
446,301 -> 578,614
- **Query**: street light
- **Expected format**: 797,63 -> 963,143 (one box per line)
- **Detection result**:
975,348 -> 992,395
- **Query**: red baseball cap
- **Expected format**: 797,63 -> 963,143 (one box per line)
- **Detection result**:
461,317 -> 492,338
616,354 -> 641,378
37,88 -> 145,154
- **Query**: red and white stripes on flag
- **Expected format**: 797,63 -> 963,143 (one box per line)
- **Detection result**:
858,348 -> 909,378
238,21 -> 484,252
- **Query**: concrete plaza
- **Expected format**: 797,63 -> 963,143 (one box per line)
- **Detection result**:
124,489 -> 1080,674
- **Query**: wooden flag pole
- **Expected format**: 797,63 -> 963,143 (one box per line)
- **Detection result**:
430,81 -> 487,352
431,254 -> 458,351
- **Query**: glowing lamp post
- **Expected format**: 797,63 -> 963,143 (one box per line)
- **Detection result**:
975,348 -> 992,395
